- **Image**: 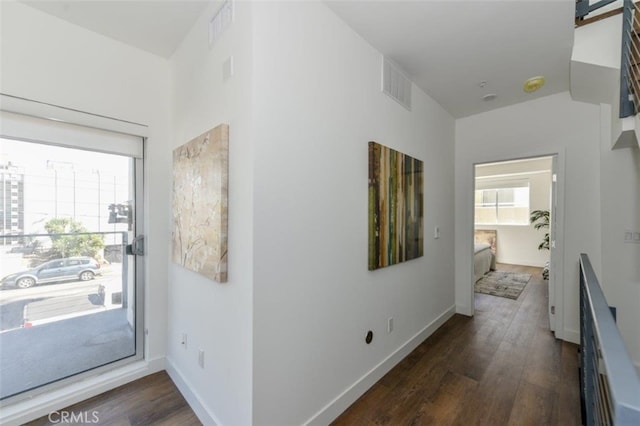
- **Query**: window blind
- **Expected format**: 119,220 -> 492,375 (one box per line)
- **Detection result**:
475,177 -> 529,191
0,94 -> 146,158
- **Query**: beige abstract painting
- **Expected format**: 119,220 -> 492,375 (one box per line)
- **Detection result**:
172,124 -> 229,282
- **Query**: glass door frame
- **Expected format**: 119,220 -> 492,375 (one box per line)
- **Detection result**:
0,94 -> 147,405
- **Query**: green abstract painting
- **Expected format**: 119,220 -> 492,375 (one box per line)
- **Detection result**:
368,142 -> 423,270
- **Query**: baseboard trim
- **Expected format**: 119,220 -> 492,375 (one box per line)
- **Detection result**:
495,259 -> 547,268
564,328 -> 580,345
166,358 -> 220,426
304,305 -> 456,426
0,357 -> 165,426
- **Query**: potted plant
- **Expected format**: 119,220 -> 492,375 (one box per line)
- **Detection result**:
530,209 -> 550,280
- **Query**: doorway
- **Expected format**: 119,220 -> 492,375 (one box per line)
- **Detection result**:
472,155 -> 560,334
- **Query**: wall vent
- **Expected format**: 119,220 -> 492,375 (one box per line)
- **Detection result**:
209,0 -> 233,47
381,57 -> 412,110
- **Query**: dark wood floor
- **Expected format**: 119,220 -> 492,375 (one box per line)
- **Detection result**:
25,371 -> 200,426
26,264 -> 580,426
332,264 -> 581,425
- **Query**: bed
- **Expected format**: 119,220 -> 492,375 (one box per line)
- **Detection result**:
474,230 -> 497,282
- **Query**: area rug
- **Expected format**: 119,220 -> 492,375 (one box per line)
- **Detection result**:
474,270 -> 532,300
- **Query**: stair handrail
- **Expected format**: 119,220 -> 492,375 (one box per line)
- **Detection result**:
579,253 -> 640,425
577,0 -> 620,19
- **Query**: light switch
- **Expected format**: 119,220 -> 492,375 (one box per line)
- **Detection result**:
223,56 -> 234,80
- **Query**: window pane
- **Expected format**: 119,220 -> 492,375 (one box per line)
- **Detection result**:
482,190 -> 496,206
474,184 -> 529,225
0,138 -> 138,400
512,187 -> 529,207
496,188 -> 514,206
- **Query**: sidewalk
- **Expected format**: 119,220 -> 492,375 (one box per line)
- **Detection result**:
0,308 -> 134,399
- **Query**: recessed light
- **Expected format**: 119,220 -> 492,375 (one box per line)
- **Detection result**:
523,76 -> 545,93
482,93 -> 497,101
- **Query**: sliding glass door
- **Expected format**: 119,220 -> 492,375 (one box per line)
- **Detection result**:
0,101 -> 144,401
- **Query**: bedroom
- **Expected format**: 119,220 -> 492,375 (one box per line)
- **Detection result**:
473,156 -> 554,317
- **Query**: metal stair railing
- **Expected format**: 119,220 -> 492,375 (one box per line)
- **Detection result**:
621,0 -> 639,117
579,254 -> 640,425
576,0 -> 620,19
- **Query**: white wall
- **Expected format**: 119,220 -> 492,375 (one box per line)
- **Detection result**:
456,92 -> 603,343
475,158 -> 552,267
251,2 -> 455,424
166,2 -> 253,425
572,11 -> 640,370
572,13 -> 621,69
571,12 -> 627,148
598,104 -> 640,369
0,1 -> 171,422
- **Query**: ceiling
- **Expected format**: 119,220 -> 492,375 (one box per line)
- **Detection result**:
21,0 -> 577,118
326,0 -> 576,118
21,1 -> 210,58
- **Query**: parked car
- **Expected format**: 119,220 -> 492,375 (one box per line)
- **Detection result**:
1,257 -> 102,289
9,243 -> 38,254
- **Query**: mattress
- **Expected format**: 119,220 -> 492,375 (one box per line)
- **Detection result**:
474,243 -> 495,282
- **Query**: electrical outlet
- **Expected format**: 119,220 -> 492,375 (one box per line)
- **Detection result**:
198,349 -> 205,368
624,231 -> 640,244
387,317 -> 394,333
181,333 -> 187,349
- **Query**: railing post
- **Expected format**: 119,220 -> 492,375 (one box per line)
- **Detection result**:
576,0 -> 590,18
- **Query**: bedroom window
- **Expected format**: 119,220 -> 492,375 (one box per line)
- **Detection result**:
474,179 -> 529,225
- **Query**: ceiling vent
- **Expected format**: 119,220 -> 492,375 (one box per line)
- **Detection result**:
381,57 -> 412,111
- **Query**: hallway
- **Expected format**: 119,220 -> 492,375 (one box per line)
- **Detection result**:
332,264 -> 581,425
23,265 -> 581,425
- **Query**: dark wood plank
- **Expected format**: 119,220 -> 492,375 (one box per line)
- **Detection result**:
24,263 -> 581,426
332,263 -> 581,425
24,371 -> 201,426
507,381 -> 555,426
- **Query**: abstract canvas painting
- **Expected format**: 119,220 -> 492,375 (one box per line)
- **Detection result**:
368,141 -> 423,270
172,124 -> 229,282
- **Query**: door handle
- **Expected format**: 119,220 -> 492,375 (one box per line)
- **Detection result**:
126,235 -> 144,256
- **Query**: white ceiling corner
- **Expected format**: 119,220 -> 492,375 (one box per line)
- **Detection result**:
20,0 -> 211,58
